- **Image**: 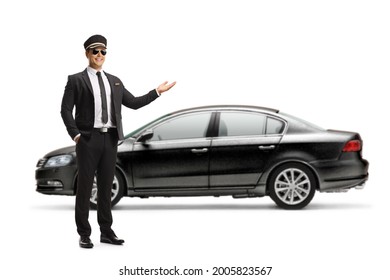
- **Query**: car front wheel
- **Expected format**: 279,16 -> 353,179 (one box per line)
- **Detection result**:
268,163 -> 316,210
89,170 -> 124,209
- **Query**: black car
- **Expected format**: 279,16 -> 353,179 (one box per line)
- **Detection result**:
36,105 -> 369,209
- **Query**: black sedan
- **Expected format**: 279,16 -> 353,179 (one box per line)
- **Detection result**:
36,105 -> 369,209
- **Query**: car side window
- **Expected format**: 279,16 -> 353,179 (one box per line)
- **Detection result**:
151,113 -> 212,141
266,117 -> 285,134
218,112 -> 266,137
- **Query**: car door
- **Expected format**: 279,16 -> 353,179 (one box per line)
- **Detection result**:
131,112 -> 214,190
209,111 -> 285,188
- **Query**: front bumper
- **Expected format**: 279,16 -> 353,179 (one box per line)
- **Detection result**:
35,165 -> 77,196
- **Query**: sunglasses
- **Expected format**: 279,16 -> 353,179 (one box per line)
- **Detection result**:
91,49 -> 107,56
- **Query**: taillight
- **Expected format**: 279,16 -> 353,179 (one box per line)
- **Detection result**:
342,140 -> 361,152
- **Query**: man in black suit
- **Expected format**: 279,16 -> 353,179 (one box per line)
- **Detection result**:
61,35 -> 175,248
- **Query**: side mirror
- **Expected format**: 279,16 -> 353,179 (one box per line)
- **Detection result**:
138,130 -> 154,143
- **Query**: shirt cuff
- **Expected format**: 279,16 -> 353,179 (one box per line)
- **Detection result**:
74,134 -> 81,142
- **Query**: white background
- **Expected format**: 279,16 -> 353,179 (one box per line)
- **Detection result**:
1,0 -> 389,279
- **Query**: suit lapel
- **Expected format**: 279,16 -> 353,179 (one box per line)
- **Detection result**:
81,68 -> 93,94
104,71 -> 116,97
104,71 -> 119,117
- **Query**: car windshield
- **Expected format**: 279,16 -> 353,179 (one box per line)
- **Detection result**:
124,114 -> 170,139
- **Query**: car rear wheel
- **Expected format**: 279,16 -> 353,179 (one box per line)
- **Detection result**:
89,170 -> 124,209
268,163 -> 316,209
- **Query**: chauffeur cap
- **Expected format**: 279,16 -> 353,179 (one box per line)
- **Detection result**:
84,34 -> 107,50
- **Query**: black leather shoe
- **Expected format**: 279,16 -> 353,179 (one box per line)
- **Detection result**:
100,233 -> 124,245
79,236 -> 94,249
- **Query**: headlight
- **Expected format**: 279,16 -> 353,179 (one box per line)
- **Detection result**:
44,155 -> 73,167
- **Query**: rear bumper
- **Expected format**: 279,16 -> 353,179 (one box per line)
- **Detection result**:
312,158 -> 369,192
312,155 -> 369,192
320,174 -> 368,192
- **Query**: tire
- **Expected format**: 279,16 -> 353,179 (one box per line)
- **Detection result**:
89,169 -> 125,209
268,163 -> 316,210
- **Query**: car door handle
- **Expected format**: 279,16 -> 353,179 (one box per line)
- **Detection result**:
191,148 -> 208,154
258,145 -> 275,151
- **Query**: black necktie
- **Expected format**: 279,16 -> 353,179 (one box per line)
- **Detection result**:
96,71 -> 108,124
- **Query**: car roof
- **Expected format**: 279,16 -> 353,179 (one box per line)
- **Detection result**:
168,105 -> 280,115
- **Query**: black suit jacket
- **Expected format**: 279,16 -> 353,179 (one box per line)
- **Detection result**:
61,69 -> 159,140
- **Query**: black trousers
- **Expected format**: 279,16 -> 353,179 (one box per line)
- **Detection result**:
75,129 -> 118,237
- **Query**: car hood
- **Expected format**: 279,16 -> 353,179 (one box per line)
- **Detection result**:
43,139 -> 131,158
44,145 -> 75,158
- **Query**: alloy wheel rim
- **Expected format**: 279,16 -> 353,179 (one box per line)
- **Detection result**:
274,168 -> 311,205
90,175 -> 119,204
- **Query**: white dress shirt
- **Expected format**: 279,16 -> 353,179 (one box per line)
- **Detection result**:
86,66 -> 116,128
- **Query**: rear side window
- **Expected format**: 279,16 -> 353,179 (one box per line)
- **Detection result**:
218,112 -> 266,137
218,112 -> 285,137
266,117 -> 284,134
